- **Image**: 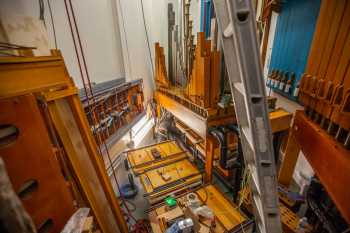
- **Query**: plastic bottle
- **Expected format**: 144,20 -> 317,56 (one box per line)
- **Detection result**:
266,70 -> 274,87
279,71 -> 288,91
294,81 -> 300,97
285,72 -> 295,94
274,70 -> 281,88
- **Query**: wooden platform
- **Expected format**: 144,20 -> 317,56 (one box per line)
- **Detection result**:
148,184 -> 253,233
140,159 -> 203,204
126,140 -> 187,175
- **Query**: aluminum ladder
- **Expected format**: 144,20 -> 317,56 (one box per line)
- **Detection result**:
212,0 -> 283,232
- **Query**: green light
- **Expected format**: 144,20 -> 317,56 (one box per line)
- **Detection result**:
165,196 -> 177,207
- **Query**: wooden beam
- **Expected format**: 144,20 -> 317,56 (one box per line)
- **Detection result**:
277,130 -> 300,187
0,55 -> 73,99
42,87 -> 78,101
205,135 -> 216,183
47,98 -> 125,233
156,91 -> 207,138
69,95 -> 129,233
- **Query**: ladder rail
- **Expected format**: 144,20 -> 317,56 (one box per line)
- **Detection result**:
213,0 -> 283,232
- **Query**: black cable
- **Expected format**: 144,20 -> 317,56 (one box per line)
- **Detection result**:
117,0 -> 133,79
47,0 -> 58,49
140,0 -> 155,79
39,0 -> 46,27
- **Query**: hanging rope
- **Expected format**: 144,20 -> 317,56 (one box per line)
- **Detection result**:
140,0 -> 155,79
63,1 -> 145,229
47,0 -> 57,49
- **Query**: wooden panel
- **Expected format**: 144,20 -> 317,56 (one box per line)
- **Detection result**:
317,0 -> 347,77
323,1 -> 350,82
127,141 -> 188,175
154,43 -> 169,88
69,95 -> 128,233
127,141 -> 183,167
307,0 -> 338,74
316,31 -> 350,117
129,149 -> 153,167
306,0 -> 332,73
292,111 -> 350,224
187,32 -> 211,107
269,108 -> 293,133
196,185 -> 246,230
210,51 -> 221,108
278,130 -> 300,187
205,135 -> 216,182
141,159 -> 201,192
301,0 -> 350,118
0,55 -> 72,99
314,1 -> 350,113
156,91 -> 207,138
0,52 -> 128,233
330,66 -> 350,127
47,98 -> 124,233
0,95 -> 75,233
132,153 -> 189,176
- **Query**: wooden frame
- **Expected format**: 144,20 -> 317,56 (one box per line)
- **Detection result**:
278,111 -> 350,224
205,108 -> 292,183
0,51 -> 128,233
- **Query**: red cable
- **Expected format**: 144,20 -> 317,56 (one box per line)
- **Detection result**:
67,0 -> 95,94
63,0 -> 88,100
64,0 -> 104,149
66,0 -> 138,225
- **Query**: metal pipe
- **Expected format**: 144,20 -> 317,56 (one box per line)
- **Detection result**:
344,132 -> 350,148
335,127 -> 343,141
209,127 -> 228,169
327,122 -> 335,134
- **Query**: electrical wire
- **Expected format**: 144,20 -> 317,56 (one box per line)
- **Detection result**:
63,1 -> 143,229
63,0 -> 89,105
63,2 -> 155,231
39,0 -> 46,27
116,0 -> 134,80
140,0 -> 155,79
47,0 -> 57,49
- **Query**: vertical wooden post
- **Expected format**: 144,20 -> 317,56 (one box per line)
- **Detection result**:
261,14 -> 271,67
278,129 -> 301,187
205,135 -> 215,183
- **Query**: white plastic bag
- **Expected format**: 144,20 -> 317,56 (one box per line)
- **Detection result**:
61,208 -> 90,233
